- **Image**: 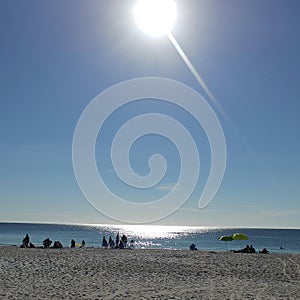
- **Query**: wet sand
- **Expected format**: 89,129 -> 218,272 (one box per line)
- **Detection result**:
0,246 -> 299,299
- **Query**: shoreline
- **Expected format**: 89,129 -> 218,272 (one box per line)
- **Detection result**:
1,246 -> 299,299
1,244 -> 299,255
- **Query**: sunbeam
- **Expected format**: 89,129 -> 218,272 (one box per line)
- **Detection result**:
167,32 -> 230,124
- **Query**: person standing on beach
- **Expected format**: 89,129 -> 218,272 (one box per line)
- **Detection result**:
121,234 -> 128,248
102,236 -> 108,248
115,233 -> 120,249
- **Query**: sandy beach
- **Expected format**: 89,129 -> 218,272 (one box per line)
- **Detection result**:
0,246 -> 299,299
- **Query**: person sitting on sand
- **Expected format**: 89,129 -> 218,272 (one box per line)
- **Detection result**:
234,245 -> 251,253
190,243 -> 197,251
22,234 -> 30,248
53,241 -> 63,249
259,248 -> 269,254
249,245 -> 256,253
102,236 -> 108,248
43,238 -> 52,248
29,242 -> 35,248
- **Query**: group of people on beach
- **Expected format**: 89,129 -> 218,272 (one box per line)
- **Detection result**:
233,244 -> 270,254
21,235 -> 65,249
101,233 -> 133,249
188,242 -> 270,254
20,233 -> 133,250
234,244 -> 256,253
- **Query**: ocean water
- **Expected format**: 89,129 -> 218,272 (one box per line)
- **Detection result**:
0,223 -> 299,254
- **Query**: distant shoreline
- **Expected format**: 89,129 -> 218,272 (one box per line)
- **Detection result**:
0,221 -> 299,230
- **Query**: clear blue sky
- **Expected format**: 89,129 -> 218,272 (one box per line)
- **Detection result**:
0,0 -> 299,227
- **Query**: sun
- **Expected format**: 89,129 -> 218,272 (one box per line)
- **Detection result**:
133,0 -> 177,37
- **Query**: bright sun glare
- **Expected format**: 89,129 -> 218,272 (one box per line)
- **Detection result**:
133,0 -> 177,37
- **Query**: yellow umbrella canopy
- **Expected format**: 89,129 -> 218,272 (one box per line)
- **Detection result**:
232,233 -> 249,241
218,235 -> 234,242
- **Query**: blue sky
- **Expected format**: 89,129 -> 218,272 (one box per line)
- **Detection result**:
0,0 -> 299,227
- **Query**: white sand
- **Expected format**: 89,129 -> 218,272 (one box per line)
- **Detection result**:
0,246 -> 299,299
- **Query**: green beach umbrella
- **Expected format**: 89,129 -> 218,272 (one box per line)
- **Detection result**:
218,235 -> 233,242
231,233 -> 249,241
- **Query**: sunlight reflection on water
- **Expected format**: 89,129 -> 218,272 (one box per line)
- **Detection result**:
88,224 -> 217,239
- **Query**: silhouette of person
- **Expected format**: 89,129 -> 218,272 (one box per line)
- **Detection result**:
121,234 -> 128,247
109,236 -> 115,248
43,238 -> 52,248
102,236 -> 108,248
115,233 -> 120,249
190,243 -> 197,251
23,234 -> 30,248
